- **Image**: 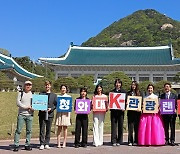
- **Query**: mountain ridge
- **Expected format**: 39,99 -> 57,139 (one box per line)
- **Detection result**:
81,9 -> 180,57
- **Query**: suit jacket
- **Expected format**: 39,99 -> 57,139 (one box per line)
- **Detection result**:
38,92 -> 57,118
178,94 -> 180,99
160,92 -> 177,116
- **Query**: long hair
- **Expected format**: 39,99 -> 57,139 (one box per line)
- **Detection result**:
130,81 -> 140,96
94,84 -> 103,95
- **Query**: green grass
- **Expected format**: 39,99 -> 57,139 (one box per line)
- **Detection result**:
0,92 -> 179,140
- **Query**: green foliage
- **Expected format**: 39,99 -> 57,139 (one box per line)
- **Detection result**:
138,80 -> 177,96
139,81 -> 152,95
0,71 -> 9,80
100,72 -> 132,94
0,71 -> 15,90
154,80 -> 171,94
31,77 -> 48,92
155,80 -> 177,95
82,9 -> 180,58
0,48 -> 10,56
13,56 -> 55,80
0,80 -> 14,90
53,77 -> 78,92
76,75 -> 95,93
174,72 -> 180,83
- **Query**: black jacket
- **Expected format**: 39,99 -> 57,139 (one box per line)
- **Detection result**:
38,92 -> 57,118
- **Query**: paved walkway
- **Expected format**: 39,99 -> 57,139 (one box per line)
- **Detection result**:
1,133 -> 180,154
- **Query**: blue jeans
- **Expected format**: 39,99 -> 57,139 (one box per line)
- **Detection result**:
14,114 -> 33,146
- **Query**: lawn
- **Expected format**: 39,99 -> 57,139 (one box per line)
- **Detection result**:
0,92 -> 114,140
0,92 -> 179,140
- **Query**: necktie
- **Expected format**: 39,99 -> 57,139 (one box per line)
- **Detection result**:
166,93 -> 169,99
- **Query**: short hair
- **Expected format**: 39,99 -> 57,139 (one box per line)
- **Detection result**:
60,84 -> 68,90
45,80 -> 51,85
164,82 -> 171,88
147,84 -> 154,90
80,87 -> 87,93
114,78 -> 122,87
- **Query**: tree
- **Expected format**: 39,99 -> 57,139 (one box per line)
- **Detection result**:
139,81 -> 152,96
155,80 -> 177,96
173,72 -> 180,83
100,72 -> 132,94
76,75 -> 95,93
53,77 -> 78,93
0,71 -> 14,91
14,57 -> 55,80
31,77 -> 48,92
0,48 -> 10,56
0,71 -> 9,80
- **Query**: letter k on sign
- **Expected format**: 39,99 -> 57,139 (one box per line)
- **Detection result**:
109,92 -> 126,110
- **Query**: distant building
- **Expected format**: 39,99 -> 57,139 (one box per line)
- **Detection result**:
39,44 -> 180,92
0,53 -> 43,86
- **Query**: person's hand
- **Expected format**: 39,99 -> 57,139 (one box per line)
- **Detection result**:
27,106 -> 34,111
47,108 -> 51,112
30,107 -> 34,111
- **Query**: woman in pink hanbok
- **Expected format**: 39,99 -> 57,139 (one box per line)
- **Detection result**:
138,84 -> 165,146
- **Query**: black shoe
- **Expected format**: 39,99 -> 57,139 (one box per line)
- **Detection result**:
13,146 -> 19,152
170,142 -> 175,146
75,144 -> 79,148
81,144 -> 87,148
25,146 -> 32,151
165,141 -> 170,145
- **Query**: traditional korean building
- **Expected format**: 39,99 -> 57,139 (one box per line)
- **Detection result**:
39,44 -> 180,93
39,44 -> 180,82
0,53 -> 42,86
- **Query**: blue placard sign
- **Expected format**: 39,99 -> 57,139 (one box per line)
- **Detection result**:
57,97 -> 72,112
32,94 -> 48,110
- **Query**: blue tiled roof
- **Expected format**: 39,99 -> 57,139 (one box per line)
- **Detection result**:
39,45 -> 180,66
0,54 -> 43,79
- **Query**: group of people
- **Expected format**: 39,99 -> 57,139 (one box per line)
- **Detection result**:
13,79 -> 180,152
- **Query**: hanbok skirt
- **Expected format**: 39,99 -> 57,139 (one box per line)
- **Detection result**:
138,113 -> 165,145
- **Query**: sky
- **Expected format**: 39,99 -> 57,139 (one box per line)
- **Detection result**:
0,0 -> 179,61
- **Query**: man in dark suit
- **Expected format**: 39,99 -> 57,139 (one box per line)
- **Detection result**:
38,81 -> 57,150
160,83 -> 177,146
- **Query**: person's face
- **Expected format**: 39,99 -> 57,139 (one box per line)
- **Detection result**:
45,83 -> 51,92
24,84 -> 32,92
115,82 -> 121,89
60,86 -> 67,94
80,90 -> 87,98
97,86 -> 102,95
147,86 -> 154,94
131,83 -> 136,90
164,84 -> 171,93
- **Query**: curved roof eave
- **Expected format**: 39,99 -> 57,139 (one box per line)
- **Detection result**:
39,45 -> 171,62
0,53 -> 43,78
11,58 -> 43,78
39,62 -> 180,67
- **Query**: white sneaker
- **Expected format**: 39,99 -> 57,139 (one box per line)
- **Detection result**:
45,145 -> 51,150
39,145 -> 44,150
